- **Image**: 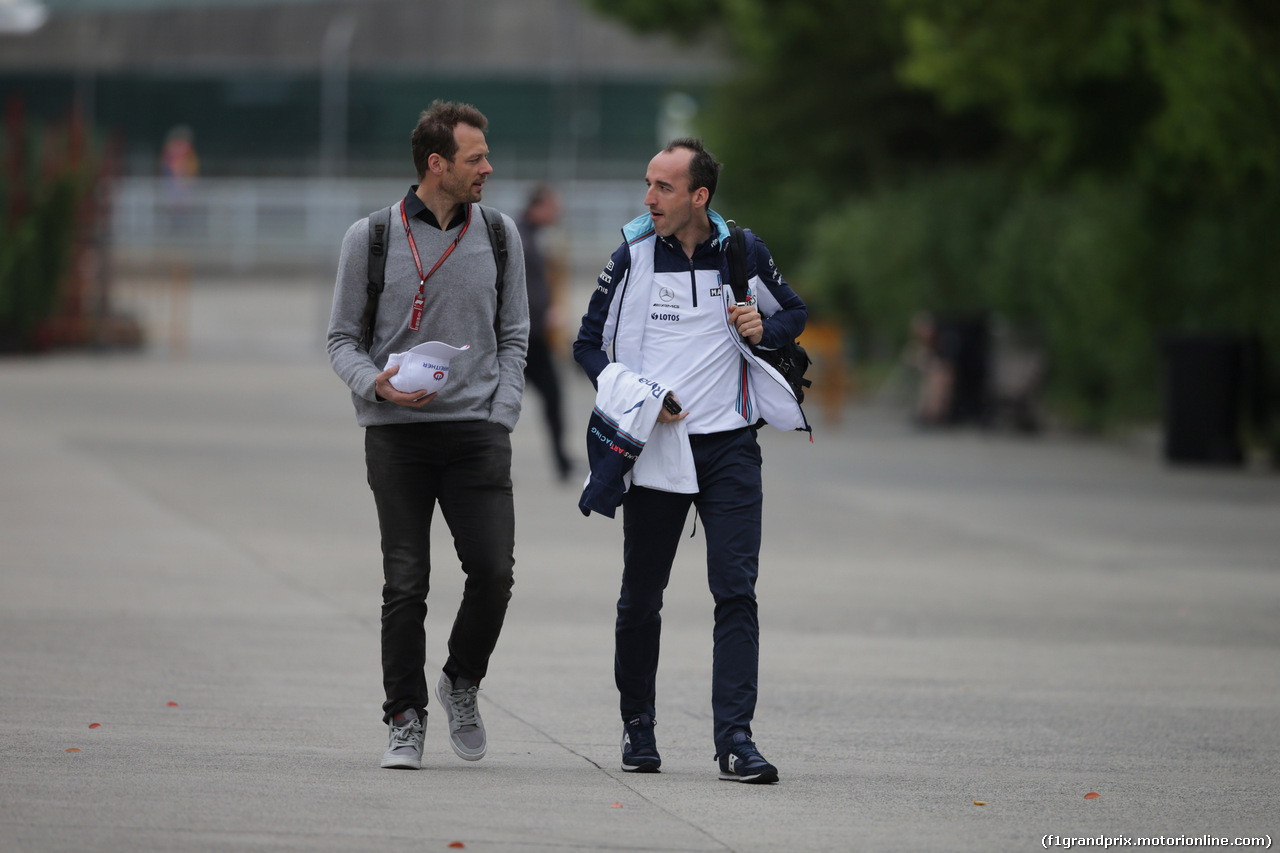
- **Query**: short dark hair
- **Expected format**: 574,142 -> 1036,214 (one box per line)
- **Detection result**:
411,100 -> 489,180
664,137 -> 722,204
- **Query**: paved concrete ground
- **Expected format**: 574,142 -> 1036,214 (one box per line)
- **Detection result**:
2,280 -> 1279,852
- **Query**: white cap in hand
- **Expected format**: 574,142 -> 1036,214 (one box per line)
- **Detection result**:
385,341 -> 470,394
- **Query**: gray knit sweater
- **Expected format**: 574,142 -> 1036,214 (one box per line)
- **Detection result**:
327,200 -> 529,430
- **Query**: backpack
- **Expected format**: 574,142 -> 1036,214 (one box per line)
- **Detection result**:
359,203 -> 509,352
725,221 -> 812,404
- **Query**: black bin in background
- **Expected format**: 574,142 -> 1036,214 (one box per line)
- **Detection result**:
1162,335 -> 1259,465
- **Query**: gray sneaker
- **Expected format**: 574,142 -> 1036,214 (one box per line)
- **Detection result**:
436,672 -> 487,761
381,707 -> 424,770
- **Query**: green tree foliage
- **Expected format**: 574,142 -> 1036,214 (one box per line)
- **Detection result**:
581,0 -> 1001,264
892,0 -> 1280,429
582,0 -> 1280,432
982,181 -> 1162,428
894,0 -> 1280,193
804,169 -> 1010,349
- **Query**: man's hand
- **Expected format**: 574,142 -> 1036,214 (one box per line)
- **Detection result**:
375,363 -> 438,408
729,302 -> 763,346
657,392 -> 687,424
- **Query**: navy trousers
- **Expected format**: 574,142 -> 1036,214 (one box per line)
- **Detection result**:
616,426 -> 763,757
365,421 -> 515,724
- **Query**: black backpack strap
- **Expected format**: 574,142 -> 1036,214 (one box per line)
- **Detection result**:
478,205 -> 509,335
361,203 -> 507,352
478,204 -> 508,293
725,220 -> 751,304
726,219 -> 812,412
360,204 -> 394,352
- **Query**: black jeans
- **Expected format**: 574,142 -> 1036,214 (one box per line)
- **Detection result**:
616,427 -> 764,756
365,420 -> 515,723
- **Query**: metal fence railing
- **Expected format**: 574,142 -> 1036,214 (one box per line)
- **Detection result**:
109,177 -> 642,277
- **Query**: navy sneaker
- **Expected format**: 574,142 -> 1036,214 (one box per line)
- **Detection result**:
717,732 -> 778,784
620,714 -> 661,773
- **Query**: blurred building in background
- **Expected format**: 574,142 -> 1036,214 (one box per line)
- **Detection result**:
1,0 -> 725,177
1,0 -> 727,277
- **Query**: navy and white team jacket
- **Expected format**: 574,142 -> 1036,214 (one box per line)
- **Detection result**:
574,209 -> 809,435
578,362 -> 697,517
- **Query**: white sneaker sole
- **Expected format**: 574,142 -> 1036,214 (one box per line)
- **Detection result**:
381,753 -> 422,770
718,768 -> 779,784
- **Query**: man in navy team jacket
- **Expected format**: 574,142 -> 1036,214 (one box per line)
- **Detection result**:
574,138 -> 809,784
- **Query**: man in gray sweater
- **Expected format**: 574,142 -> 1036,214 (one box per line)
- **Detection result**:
327,101 -> 529,770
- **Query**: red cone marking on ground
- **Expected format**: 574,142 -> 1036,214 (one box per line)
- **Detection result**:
65,748 -> 81,753
610,802 -> 623,808
1084,792 -> 1101,799
167,701 -> 179,707
89,723 -> 101,729
447,843 -> 465,849
973,800 -> 987,806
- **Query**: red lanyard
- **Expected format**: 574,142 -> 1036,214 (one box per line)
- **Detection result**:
401,201 -> 471,331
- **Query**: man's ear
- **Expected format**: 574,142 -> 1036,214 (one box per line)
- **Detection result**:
428,152 -> 448,176
692,186 -> 710,210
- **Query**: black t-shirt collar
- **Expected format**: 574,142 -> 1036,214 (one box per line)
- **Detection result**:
404,186 -> 467,231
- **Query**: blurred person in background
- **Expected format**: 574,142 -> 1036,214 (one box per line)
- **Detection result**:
159,124 -> 199,192
159,125 -> 199,235
517,183 -> 575,481
573,138 -> 808,784
327,101 -> 529,771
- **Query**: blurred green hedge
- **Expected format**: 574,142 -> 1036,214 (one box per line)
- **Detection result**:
803,170 -> 1280,430
0,104 -> 99,352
